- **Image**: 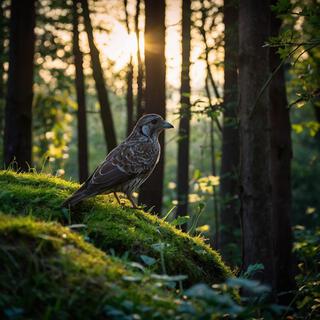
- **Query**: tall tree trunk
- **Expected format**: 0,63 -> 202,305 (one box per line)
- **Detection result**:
314,101 -> 320,147
205,76 -> 219,245
176,0 -> 191,227
209,112 -> 219,245
199,1 -> 221,242
124,0 -> 134,135
80,0 -> 117,152
219,0 -> 240,260
239,0 -> 275,290
138,0 -> 166,214
4,0 -> 35,171
135,0 -> 144,118
72,0 -> 89,183
270,5 -> 295,301
0,0 -> 5,164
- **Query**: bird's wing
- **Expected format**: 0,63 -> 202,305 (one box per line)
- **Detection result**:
88,141 -> 158,187
89,160 -> 133,187
78,139 -> 159,197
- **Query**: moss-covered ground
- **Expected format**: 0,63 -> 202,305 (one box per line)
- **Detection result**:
0,214 -> 181,319
0,170 -> 232,285
0,170 -> 235,319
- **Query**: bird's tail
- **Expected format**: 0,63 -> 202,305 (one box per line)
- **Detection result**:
62,186 -> 89,208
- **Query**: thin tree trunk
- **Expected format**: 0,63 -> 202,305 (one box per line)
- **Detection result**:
199,1 -> 221,242
138,0 -> 166,214
124,0 -> 134,135
199,1 -> 222,131
4,0 -> 35,171
135,0 -> 144,118
72,0 -> 89,183
314,102 -> 320,146
239,0 -> 275,290
80,0 -> 117,152
219,0 -> 240,260
0,0 -> 5,164
270,4 -> 295,301
176,0 -> 191,228
205,76 -> 219,245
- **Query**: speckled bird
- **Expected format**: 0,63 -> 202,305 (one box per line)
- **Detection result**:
62,114 -> 173,208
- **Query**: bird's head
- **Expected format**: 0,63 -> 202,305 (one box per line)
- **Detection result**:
133,114 -> 174,138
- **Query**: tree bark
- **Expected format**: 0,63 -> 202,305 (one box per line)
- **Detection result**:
138,0 -> 166,214
124,0 -> 134,135
176,0 -> 191,227
204,76 -> 220,245
135,0 -> 144,119
269,5 -> 295,301
314,101 -> 320,146
0,0 -> 5,164
239,0 -> 275,289
4,0 -> 35,171
72,0 -> 89,183
80,0 -> 117,152
219,0 -> 240,260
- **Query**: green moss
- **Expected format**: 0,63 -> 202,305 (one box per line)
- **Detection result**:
0,214 -> 182,319
0,170 -> 232,285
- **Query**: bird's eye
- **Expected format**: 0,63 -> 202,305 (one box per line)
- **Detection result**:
151,119 -> 158,124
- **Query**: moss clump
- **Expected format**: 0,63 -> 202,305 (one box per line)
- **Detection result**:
0,214 -> 183,319
0,170 -> 232,285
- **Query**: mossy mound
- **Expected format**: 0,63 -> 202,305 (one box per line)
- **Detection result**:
0,170 -> 232,285
0,214 -> 182,319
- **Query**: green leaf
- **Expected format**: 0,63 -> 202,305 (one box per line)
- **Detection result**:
243,263 -> 264,278
171,216 -> 190,226
151,242 -> 170,252
185,283 -> 216,299
140,255 -> 157,266
226,278 -> 271,294
150,274 -> 188,282
122,275 -> 143,282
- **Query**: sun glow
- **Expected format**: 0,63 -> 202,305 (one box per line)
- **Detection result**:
95,24 -> 142,71
83,0 -> 223,110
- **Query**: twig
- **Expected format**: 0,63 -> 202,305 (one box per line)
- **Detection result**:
249,44 -> 303,119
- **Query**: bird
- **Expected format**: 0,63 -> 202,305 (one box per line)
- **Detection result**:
62,114 -> 174,209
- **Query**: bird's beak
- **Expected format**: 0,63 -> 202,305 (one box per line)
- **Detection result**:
162,120 -> 174,129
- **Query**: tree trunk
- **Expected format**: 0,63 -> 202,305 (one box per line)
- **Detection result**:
219,0 -> 240,260
239,0 -> 275,289
138,0 -> 166,214
4,0 -> 35,171
313,95 -> 320,147
204,76 -> 220,245
80,0 -> 117,152
124,0 -> 134,135
199,1 -> 221,243
126,58 -> 134,135
270,5 -> 295,301
72,0 -> 89,183
0,0 -> 5,164
209,113 -> 219,245
135,0 -> 144,119
176,0 -> 191,227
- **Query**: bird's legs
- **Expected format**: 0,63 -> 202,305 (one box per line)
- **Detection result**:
127,193 -> 138,209
113,192 -> 122,205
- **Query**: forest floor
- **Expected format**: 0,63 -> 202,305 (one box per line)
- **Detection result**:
0,170 -> 234,319
1,170 -> 317,319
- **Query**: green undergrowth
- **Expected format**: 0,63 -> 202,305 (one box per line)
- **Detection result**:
0,214 -> 182,319
0,170 -> 232,286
